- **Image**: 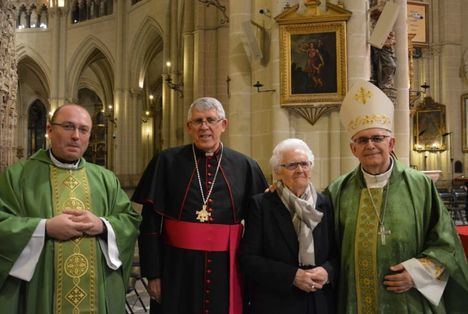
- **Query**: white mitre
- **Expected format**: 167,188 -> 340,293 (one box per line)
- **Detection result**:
340,79 -> 394,139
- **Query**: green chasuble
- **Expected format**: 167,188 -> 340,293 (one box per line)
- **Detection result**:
0,149 -> 141,313
327,160 -> 468,314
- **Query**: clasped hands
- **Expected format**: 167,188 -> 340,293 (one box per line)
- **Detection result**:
294,266 -> 328,293
46,209 -> 104,241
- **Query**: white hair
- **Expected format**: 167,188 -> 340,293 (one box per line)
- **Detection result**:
187,97 -> 226,120
270,138 -> 314,176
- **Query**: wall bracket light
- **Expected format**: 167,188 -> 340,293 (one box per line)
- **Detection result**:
253,81 -> 275,93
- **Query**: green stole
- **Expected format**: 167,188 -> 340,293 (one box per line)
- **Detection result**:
51,166 -> 98,313
355,187 -> 384,314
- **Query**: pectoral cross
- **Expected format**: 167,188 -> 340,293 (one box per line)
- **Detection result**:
196,204 -> 211,222
378,224 -> 391,245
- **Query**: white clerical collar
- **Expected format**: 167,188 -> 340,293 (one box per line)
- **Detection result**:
193,143 -> 223,157
49,150 -> 80,169
362,158 -> 393,188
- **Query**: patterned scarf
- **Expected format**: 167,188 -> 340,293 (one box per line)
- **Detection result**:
276,181 -> 323,266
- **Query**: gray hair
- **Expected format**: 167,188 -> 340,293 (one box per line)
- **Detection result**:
270,138 -> 315,176
187,97 -> 226,121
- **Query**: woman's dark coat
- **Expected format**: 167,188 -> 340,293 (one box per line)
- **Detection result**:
239,191 -> 337,314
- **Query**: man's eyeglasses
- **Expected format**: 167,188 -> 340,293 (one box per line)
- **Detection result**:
190,118 -> 224,127
353,135 -> 390,145
280,161 -> 311,171
51,122 -> 91,135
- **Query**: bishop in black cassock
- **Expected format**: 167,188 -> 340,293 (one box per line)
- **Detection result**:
132,97 -> 267,314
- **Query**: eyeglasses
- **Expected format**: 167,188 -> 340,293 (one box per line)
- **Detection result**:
190,117 -> 224,127
352,135 -> 390,145
51,122 -> 91,135
280,161 -> 311,170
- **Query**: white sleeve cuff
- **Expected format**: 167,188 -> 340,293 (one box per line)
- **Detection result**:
9,219 -> 46,281
402,258 -> 448,306
97,218 -> 122,270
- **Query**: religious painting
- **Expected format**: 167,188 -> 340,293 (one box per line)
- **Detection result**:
413,97 -> 447,151
407,1 -> 429,47
291,32 -> 337,94
461,94 -> 468,152
274,2 -> 351,124
279,21 -> 347,105
276,4 -> 351,106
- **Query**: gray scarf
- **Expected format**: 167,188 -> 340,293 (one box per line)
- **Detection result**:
276,181 -> 323,266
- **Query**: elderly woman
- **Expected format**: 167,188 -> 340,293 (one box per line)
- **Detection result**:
239,138 -> 336,314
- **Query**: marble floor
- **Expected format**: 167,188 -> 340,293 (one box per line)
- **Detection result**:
126,278 -> 151,314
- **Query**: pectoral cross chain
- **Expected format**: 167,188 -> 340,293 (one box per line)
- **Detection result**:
378,224 -> 391,245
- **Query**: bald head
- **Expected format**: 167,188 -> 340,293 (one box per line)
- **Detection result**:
47,104 -> 92,162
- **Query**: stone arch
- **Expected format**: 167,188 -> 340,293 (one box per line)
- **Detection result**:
17,54 -> 50,114
16,54 -> 51,161
128,16 -> 164,90
67,35 -> 115,102
16,43 -> 51,94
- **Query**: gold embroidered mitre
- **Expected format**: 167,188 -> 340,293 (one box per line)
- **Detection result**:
340,79 -> 394,139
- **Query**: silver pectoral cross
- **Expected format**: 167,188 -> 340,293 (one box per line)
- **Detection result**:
378,224 -> 391,245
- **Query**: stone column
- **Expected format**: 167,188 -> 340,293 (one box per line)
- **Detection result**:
228,0 -> 252,155
341,0 -> 370,171
0,0 -> 18,170
271,1 -> 291,150
182,0 -> 195,144
438,0 -> 462,181
49,2 -> 67,109
393,0 -> 410,165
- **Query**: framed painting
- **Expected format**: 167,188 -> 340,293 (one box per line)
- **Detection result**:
274,1 -> 351,124
413,97 -> 447,151
275,1 -> 350,107
407,1 -> 429,47
279,21 -> 347,105
462,94 -> 468,152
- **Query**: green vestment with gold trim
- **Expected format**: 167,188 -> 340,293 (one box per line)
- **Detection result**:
327,160 -> 468,314
0,149 -> 141,313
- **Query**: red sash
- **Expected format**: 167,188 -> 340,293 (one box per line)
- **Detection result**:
164,219 -> 243,314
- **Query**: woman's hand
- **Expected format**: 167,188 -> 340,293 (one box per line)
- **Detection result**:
306,266 -> 329,286
293,268 -> 323,293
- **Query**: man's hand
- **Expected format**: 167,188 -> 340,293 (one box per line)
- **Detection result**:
383,263 -> 415,293
46,213 -> 90,241
293,268 -> 323,293
64,209 -> 105,236
147,278 -> 162,303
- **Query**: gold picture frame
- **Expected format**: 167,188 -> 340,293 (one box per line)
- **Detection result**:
279,21 -> 347,104
461,94 -> 468,152
275,2 -> 351,124
413,97 -> 447,151
407,1 -> 429,47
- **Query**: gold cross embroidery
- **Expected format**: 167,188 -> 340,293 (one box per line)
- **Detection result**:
63,175 -> 80,191
353,87 -> 372,104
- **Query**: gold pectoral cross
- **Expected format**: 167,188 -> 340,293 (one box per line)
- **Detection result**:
378,224 -> 391,245
196,204 -> 211,222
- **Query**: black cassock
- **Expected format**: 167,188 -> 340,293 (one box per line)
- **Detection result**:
132,144 -> 267,314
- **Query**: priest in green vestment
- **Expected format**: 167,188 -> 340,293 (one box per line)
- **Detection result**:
326,80 -> 468,313
0,104 -> 141,313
